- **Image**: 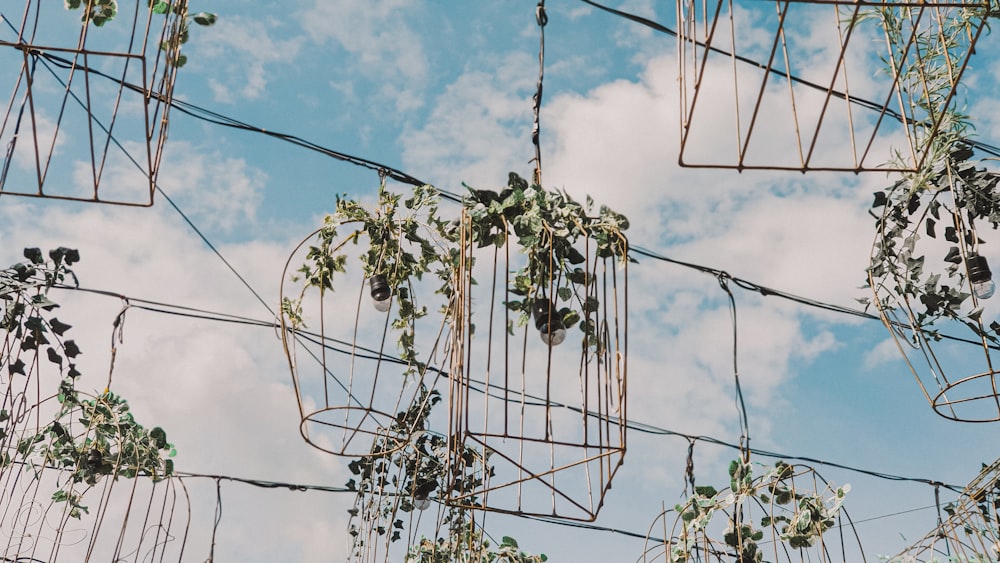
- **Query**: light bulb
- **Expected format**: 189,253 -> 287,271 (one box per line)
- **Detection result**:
370,275 -> 392,311
974,279 -> 996,300
532,297 -> 566,347
413,497 -> 430,511
968,254 -> 995,300
540,326 -> 566,346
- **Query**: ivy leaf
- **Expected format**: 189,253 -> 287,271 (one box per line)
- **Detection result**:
944,246 -> 962,264
63,340 -> 81,358
8,359 -> 25,376
46,347 -> 62,366
192,12 -> 218,26
49,317 -> 72,336
872,191 -> 888,208
925,218 -> 936,238
945,226 -> 959,243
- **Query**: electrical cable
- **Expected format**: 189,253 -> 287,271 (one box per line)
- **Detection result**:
51,283 -> 967,493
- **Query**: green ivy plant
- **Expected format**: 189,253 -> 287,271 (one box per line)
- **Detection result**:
464,172 -> 632,349
1,247 -> 176,520
671,459 -> 850,563
64,0 -> 217,68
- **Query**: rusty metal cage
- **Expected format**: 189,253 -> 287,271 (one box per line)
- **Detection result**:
676,0 -> 991,172
0,1 -> 188,205
868,161 -> 1000,423
445,209 -> 628,521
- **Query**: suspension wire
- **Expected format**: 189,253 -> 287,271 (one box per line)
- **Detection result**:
717,273 -> 750,462
208,478 -> 222,562
532,0 -> 547,186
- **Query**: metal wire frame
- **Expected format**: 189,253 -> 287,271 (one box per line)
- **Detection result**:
279,225 -> 453,458
890,457 -> 1000,561
676,0 -> 990,172
643,463 -> 866,563
868,172 -> 1000,423
445,210 -> 628,522
0,0 -> 186,206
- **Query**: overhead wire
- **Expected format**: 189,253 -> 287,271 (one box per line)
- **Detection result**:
51,283 -> 966,494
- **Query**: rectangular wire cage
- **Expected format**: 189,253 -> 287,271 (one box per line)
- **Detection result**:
0,1 -> 187,206
676,0 -> 992,172
445,211 -> 628,521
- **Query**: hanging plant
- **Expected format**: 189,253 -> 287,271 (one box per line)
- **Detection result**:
464,172 -> 632,349
860,1 -> 1000,339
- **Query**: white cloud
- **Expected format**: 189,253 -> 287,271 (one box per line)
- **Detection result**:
194,16 -> 304,103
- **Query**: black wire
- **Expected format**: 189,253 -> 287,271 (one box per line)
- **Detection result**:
53,283 -> 966,493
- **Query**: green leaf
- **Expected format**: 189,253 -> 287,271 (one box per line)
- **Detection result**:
151,1 -> 169,14
192,12 -> 218,26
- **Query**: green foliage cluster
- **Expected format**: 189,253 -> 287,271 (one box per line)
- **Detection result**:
407,531 -> 547,562
1,248 -> 176,520
867,146 -> 1000,340
465,172 -> 631,348
861,2 -> 1000,337
64,0 -> 217,68
671,460 -> 849,563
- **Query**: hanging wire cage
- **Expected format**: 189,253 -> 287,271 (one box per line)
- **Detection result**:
279,219 -> 454,458
644,461 -> 865,563
868,153 -> 1000,423
445,207 -> 628,522
889,457 -> 1000,561
0,0 -> 189,205
676,0 -> 991,172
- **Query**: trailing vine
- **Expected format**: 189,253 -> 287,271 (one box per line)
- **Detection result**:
1,248 -> 176,520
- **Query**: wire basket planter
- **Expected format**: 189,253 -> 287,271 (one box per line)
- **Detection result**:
445,207 -> 628,521
868,152 -> 1000,423
888,457 -> 1000,561
676,0 -> 991,172
279,222 -> 453,458
0,1 -> 190,205
645,460 -> 864,563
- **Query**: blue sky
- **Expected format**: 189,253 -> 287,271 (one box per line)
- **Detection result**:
2,0 -> 1000,561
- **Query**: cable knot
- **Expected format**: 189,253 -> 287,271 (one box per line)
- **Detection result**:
536,1 -> 548,26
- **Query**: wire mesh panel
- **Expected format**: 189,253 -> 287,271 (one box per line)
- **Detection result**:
0,1 -> 188,205
676,0 -> 990,172
280,224 -> 453,458
889,458 -> 1000,561
446,209 -> 628,521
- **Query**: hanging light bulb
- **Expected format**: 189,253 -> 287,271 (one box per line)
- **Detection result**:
370,275 -> 392,312
532,297 -> 566,346
413,497 -> 430,511
968,254 -> 996,300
